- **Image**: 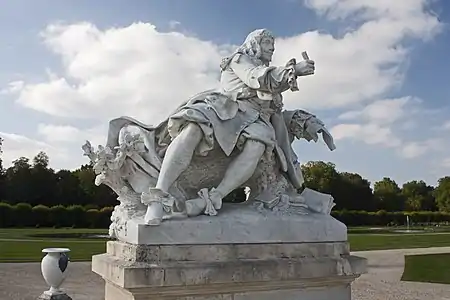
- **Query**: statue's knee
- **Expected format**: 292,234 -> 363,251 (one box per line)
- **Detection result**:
173,123 -> 202,151
182,123 -> 202,140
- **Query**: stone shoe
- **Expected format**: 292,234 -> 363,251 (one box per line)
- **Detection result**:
141,188 -> 176,226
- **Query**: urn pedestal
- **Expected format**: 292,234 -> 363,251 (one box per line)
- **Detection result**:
38,248 -> 72,300
92,205 -> 367,300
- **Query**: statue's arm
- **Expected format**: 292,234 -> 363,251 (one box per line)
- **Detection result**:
230,54 -> 293,94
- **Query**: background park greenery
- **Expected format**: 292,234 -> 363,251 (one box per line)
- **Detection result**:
1,136 -> 450,228
2,137 -> 450,284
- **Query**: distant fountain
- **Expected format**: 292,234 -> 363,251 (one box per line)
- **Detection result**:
393,215 -> 422,233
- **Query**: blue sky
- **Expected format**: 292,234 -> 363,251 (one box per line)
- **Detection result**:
0,0 -> 449,187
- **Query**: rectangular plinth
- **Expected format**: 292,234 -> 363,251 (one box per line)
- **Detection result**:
93,241 -> 367,299
105,240 -> 351,264
104,280 -> 352,300
117,205 -> 347,245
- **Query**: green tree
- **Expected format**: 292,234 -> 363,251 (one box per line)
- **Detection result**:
301,162 -> 375,210
54,170 -> 85,206
5,157 -> 33,204
333,172 -> 375,211
33,151 -> 50,168
401,180 -> 436,211
434,176 -> 450,212
0,136 -> 5,201
0,136 -> 3,172
4,152 -> 58,206
73,165 -> 117,207
373,177 -> 405,211
301,161 -> 340,195
28,152 -> 57,206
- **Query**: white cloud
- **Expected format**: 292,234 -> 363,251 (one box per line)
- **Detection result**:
1,0 -> 444,173
37,124 -> 83,142
399,141 -> 429,159
169,20 -> 181,29
0,80 -> 24,95
304,0 -> 439,36
275,0 -> 441,110
398,138 -> 446,159
338,97 -> 415,124
18,78 -> 87,117
331,123 -> 401,148
0,124 -> 106,170
14,22 -> 232,122
330,97 -> 412,150
11,0 -> 441,121
443,158 -> 450,168
443,121 -> 450,130
331,95 -> 448,159
37,124 -> 105,146
0,132 -> 69,168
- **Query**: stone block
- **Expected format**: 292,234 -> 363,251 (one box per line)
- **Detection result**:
38,292 -> 73,300
92,207 -> 366,299
93,240 -> 366,299
116,205 -> 347,245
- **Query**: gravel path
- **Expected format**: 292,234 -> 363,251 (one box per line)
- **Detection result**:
352,247 -> 450,300
0,262 -> 103,300
1,247 -> 450,300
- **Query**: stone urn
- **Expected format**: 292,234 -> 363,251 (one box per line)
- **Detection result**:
40,248 -> 70,296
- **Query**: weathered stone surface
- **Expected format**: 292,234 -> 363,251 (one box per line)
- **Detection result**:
93,252 -> 364,289
103,279 -> 354,300
93,240 -> 367,299
116,204 -> 347,245
233,285 -> 351,300
106,240 -> 350,263
38,292 -> 73,300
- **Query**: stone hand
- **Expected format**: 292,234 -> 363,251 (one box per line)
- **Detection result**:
294,59 -> 315,76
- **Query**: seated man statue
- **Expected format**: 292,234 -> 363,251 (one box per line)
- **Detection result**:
142,28 -> 316,225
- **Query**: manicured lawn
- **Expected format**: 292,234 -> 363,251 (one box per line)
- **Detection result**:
402,253 -> 450,284
347,226 -> 450,235
0,228 -> 108,262
2,227 -> 450,262
349,233 -> 450,251
0,240 -> 107,262
0,228 -> 107,240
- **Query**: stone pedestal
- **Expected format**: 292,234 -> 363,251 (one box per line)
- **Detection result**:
38,292 -> 72,300
92,205 -> 367,299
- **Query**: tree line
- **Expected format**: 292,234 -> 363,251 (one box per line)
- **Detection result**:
0,137 -> 450,214
1,203 -> 449,228
301,161 -> 450,212
0,138 -> 117,209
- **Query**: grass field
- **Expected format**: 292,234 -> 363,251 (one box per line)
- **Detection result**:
1,227 -> 450,262
347,226 -> 450,235
0,228 -> 108,262
402,253 -> 450,284
349,232 -> 450,251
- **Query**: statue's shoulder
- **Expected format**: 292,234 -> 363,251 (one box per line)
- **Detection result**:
231,53 -> 256,67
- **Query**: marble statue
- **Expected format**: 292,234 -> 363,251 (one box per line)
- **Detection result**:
82,28 -> 337,238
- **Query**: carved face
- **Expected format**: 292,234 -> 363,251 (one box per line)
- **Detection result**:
260,36 -> 275,63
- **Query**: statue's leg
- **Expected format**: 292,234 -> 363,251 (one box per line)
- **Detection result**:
156,122 -> 203,192
143,122 -> 203,225
214,139 -> 265,201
